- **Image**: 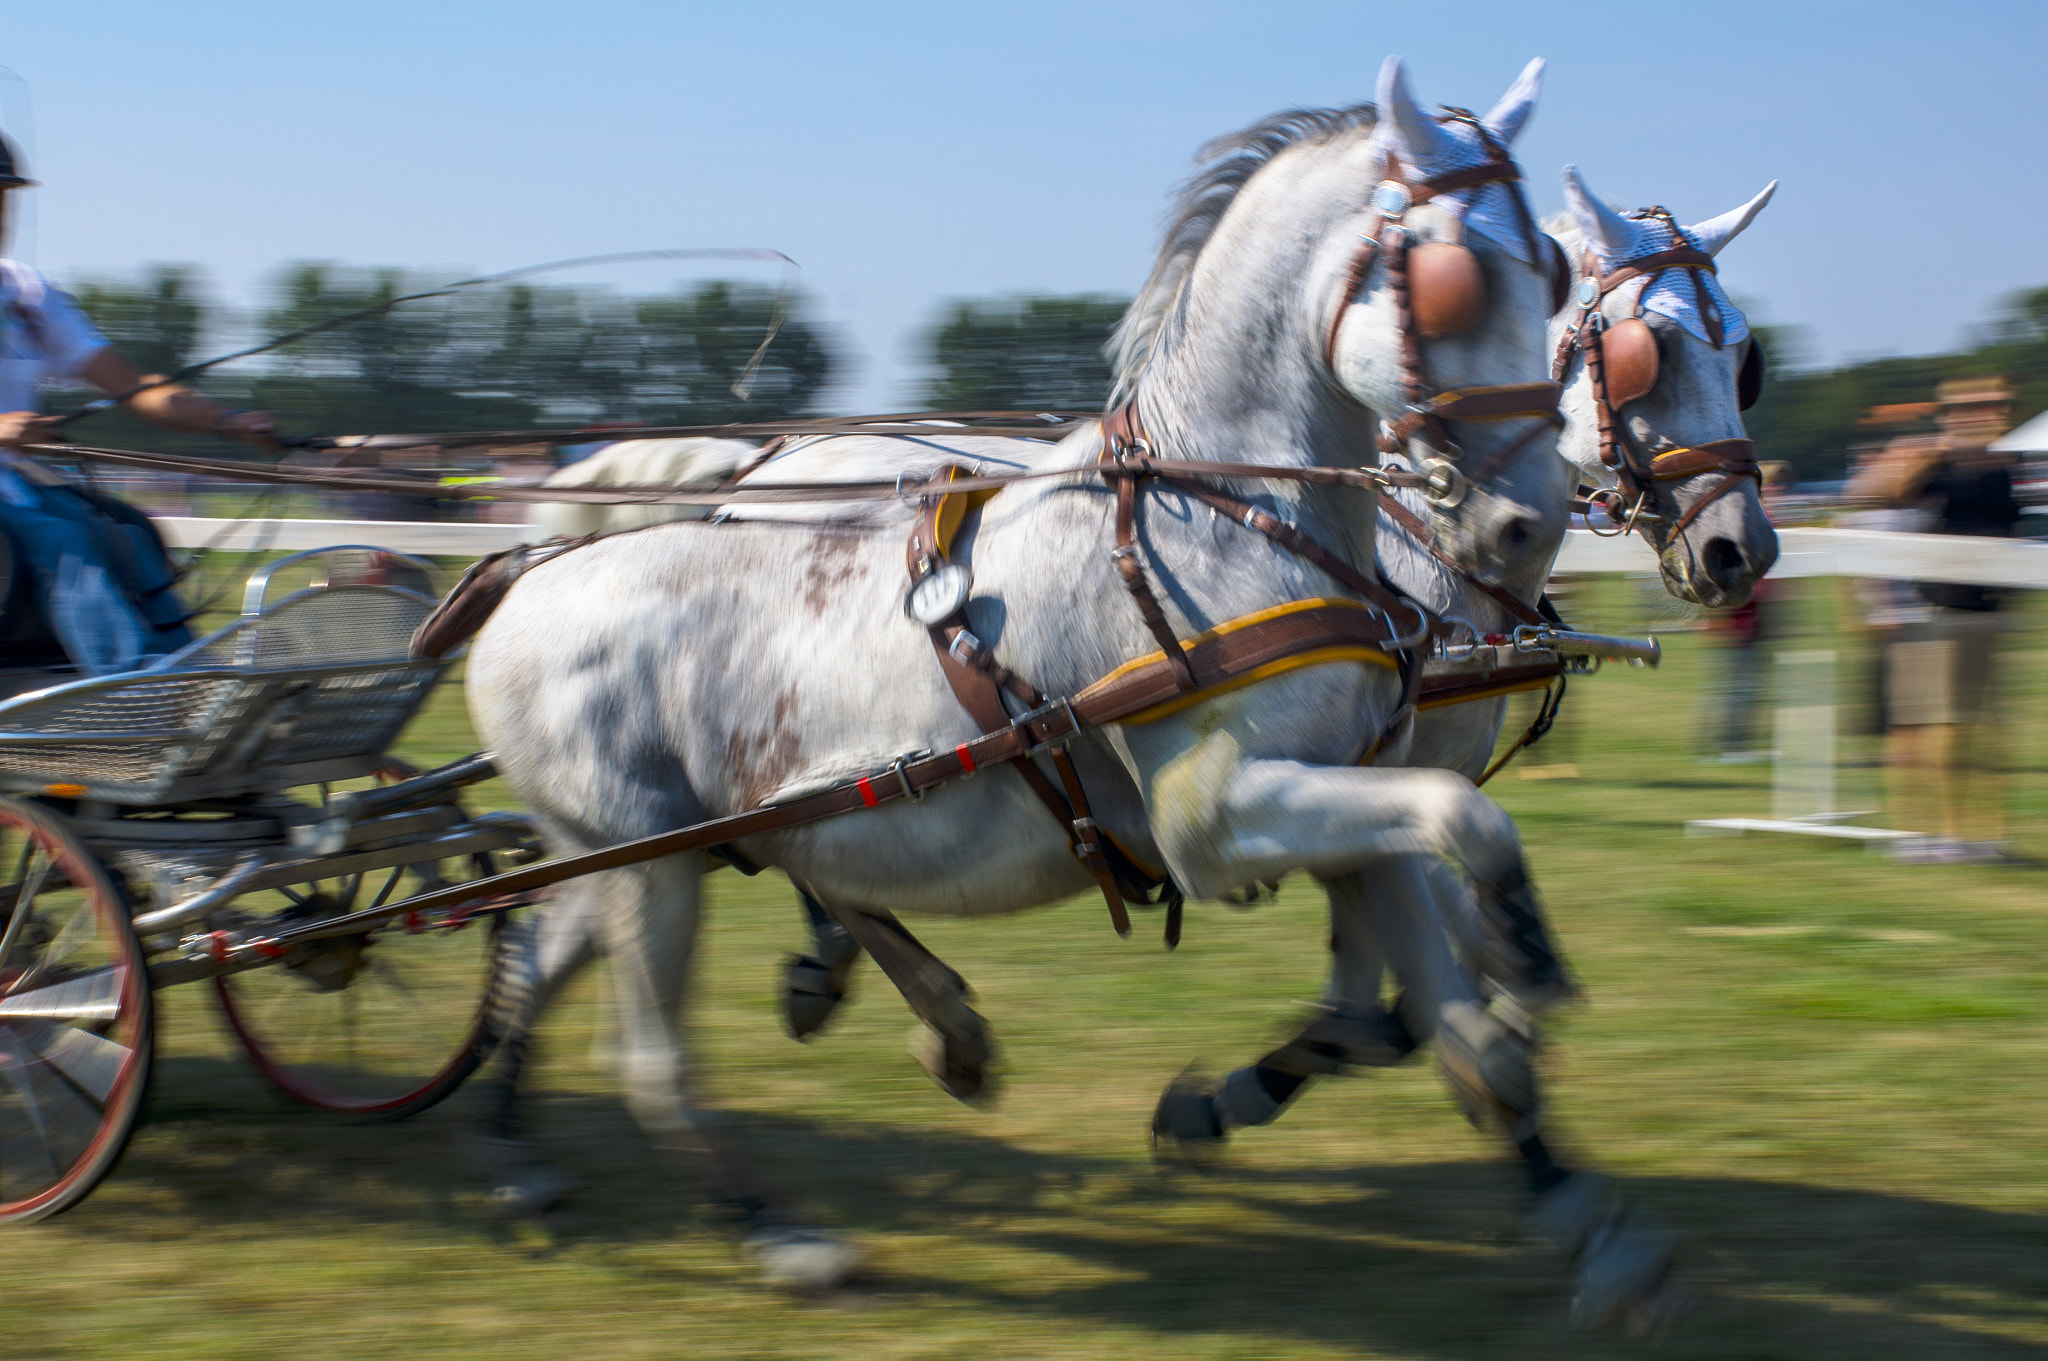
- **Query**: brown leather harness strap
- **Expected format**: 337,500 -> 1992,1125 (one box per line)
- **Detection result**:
907,471 -> 1133,932
1093,402 -> 1427,764
1100,404 -> 1198,692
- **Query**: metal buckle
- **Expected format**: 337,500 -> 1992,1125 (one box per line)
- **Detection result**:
887,750 -> 933,803
1014,696 -> 1081,756
948,629 -> 982,664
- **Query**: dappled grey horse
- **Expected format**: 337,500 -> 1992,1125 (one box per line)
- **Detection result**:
468,57 -> 1677,1328
764,163 -> 1779,1328
1141,166 -> 1784,1167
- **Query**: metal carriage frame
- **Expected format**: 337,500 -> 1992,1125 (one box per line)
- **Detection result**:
0,546 -> 543,1223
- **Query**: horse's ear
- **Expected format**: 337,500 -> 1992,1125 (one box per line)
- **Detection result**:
1480,58 -> 1544,144
1562,165 -> 1643,269
1687,181 -> 1778,257
1376,56 -> 1457,169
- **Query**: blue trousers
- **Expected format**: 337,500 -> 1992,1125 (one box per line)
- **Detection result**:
0,485 -> 192,674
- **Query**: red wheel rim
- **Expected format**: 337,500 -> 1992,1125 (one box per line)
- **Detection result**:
0,800 -> 152,1223
214,909 -> 501,1120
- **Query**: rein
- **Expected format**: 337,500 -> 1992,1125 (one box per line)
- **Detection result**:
24,426 -> 1447,512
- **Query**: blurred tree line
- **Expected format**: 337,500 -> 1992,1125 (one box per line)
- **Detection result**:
54,263 -> 838,452
61,264 -> 2048,485
919,295 -> 1126,411
55,266 -> 1131,452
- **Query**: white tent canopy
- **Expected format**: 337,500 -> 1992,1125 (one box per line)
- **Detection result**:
1991,409 -> 2048,454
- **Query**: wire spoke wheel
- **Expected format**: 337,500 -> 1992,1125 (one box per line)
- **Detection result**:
215,850 -> 510,1119
0,798 -> 153,1224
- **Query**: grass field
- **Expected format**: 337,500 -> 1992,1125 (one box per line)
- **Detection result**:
6,572 -> 2048,1359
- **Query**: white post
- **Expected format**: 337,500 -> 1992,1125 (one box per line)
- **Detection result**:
1771,649 -> 1837,822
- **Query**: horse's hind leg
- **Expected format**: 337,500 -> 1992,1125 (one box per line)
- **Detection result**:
476,874 -> 601,1213
826,904 -> 997,1103
781,886 -> 861,1040
596,852 -> 858,1290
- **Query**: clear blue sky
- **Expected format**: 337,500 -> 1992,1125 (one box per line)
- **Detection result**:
6,0 -> 2043,411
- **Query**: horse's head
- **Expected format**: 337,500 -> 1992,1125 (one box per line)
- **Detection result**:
1553,168 -> 1781,608
1325,57 -> 1575,593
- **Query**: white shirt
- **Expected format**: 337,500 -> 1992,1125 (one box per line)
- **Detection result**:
0,260 -> 109,414
0,261 -> 110,508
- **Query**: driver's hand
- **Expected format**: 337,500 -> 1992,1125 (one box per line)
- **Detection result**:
0,411 -> 60,451
216,409 -> 280,452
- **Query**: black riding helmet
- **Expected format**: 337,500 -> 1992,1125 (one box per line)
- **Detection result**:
0,134 -> 34,189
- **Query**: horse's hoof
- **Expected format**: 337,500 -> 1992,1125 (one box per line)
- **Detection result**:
1151,1070 -> 1229,1158
1533,1175 -> 1686,1334
909,1019 -> 997,1104
468,1134 -> 582,1216
782,954 -> 849,1040
744,1225 -> 861,1292
486,1164 -> 584,1217
1570,1207 -> 1682,1332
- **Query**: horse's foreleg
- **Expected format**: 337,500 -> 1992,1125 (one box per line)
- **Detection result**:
1154,867 -> 1414,1148
1143,736 -> 1527,899
1358,858 -> 1688,1333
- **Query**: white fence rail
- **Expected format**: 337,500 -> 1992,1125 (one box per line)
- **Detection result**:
155,517 -> 2048,588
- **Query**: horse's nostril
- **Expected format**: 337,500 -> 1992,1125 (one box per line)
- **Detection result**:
1702,536 -> 1746,585
1503,518 -> 1533,550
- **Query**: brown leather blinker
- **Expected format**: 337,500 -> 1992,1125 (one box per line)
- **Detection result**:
1408,242 -> 1487,339
1738,335 -> 1764,411
1542,235 -> 1572,316
1600,317 -> 1659,407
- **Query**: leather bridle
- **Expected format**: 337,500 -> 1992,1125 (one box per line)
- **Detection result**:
1322,109 -> 1568,494
1551,214 -> 1763,540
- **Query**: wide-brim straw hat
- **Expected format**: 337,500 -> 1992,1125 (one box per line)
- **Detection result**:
1935,376 -> 2015,409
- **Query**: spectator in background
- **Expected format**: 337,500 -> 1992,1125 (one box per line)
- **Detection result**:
1704,461 -> 1794,761
1846,377 -> 2021,862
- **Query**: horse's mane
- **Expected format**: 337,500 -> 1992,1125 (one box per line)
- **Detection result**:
1107,103 -> 1379,407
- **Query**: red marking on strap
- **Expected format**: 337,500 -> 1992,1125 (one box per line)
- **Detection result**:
956,743 -> 976,773
856,775 -> 879,807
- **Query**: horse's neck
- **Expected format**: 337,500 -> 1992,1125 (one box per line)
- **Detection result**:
1131,317 -> 1378,576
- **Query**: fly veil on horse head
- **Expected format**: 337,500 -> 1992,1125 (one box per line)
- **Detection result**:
1552,168 -> 1781,606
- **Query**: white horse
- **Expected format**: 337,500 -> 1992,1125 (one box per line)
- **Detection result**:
467,57 -> 1670,1324
754,167 -> 1779,1327
1136,167 -> 1784,1183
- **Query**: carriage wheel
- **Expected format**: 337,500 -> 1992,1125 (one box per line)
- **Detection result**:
215,850 -> 511,1120
0,798 -> 154,1223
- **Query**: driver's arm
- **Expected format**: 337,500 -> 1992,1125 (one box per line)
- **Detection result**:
80,348 -> 277,449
